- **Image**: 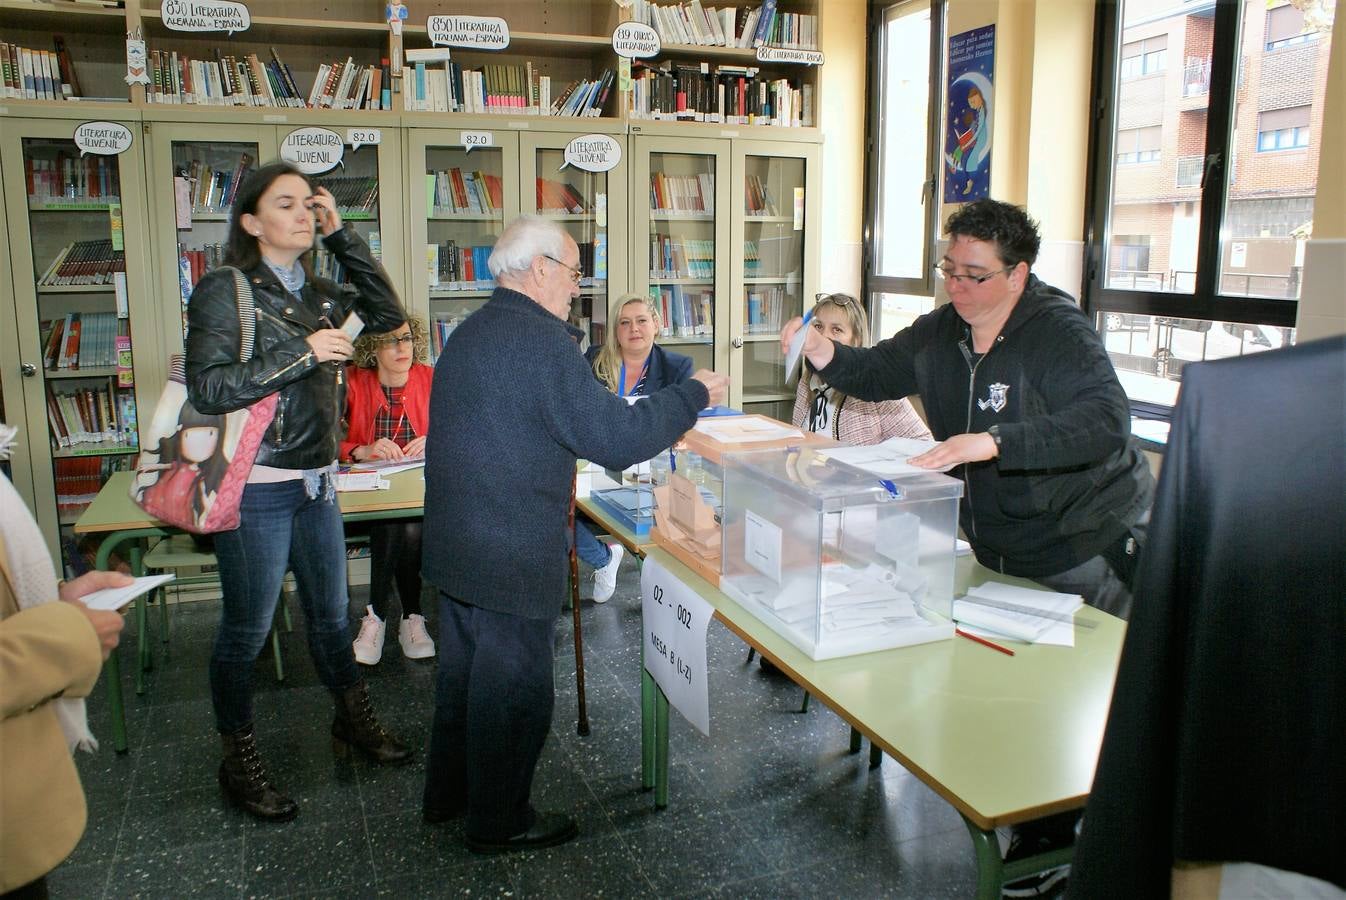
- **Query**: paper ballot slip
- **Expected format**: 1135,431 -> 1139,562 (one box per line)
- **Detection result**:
953,582 -> 1089,643
79,574 -> 176,612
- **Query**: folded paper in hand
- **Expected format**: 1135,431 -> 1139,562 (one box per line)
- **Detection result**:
79,574 -> 176,612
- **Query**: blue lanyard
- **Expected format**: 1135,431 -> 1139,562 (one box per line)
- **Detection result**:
619,357 -> 650,397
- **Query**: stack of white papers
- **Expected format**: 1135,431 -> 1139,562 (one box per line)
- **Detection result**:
692,418 -> 802,443
336,472 -> 390,492
79,574 -> 176,612
814,436 -> 957,475
953,582 -> 1084,646
348,456 -> 425,476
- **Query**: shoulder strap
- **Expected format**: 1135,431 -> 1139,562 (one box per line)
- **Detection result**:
224,266 -> 258,361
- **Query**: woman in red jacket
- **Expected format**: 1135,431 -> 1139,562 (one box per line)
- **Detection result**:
341,317 -> 434,665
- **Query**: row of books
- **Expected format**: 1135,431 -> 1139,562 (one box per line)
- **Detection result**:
427,241 -> 496,291
47,383 -> 139,449
307,57 -> 390,110
176,153 -> 253,214
744,285 -> 790,333
745,175 -> 780,216
313,175 -> 380,213
402,54 -> 614,118
537,178 -> 590,215
144,47 -> 392,110
631,61 -> 813,126
650,236 -> 715,280
25,155 -> 120,202
744,238 -> 800,277
426,169 -> 504,216
0,37 -> 81,100
41,312 -> 129,371
578,237 -> 609,282
55,456 -> 132,524
652,285 -> 715,337
629,1 -> 818,50
651,172 -> 715,214
429,313 -> 469,358
38,239 -> 125,286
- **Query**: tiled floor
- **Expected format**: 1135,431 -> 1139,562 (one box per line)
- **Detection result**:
55,559 -> 982,898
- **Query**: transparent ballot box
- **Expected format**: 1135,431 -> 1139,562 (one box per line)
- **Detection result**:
719,448 -> 963,660
652,415 -> 836,586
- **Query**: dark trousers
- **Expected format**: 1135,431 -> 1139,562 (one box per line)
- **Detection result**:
210,479 -> 361,733
367,519 -> 424,619
423,592 -> 554,840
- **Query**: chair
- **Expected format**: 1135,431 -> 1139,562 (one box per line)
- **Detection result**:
142,534 -> 292,683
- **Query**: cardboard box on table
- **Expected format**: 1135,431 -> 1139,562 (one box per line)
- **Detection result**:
718,447 -> 963,660
650,415 -> 837,586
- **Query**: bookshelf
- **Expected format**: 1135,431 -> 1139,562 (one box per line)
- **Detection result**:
0,111 -> 161,572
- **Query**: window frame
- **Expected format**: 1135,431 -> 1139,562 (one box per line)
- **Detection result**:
1082,0 -> 1298,348
862,0 -> 946,317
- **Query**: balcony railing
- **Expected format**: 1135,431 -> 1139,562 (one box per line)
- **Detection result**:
1176,156 -> 1203,188
1182,59 -> 1211,96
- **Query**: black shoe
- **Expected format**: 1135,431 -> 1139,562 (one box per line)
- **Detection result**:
465,811 -> 578,854
423,804 -> 464,824
218,724 -> 299,822
331,681 -> 413,765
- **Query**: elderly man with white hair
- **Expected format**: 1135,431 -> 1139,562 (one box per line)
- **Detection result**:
420,215 -> 727,853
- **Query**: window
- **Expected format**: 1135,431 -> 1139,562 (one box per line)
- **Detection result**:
1256,106 -> 1311,151
865,0 -> 944,339
1115,126 -> 1162,164
1120,35 -> 1167,78
1265,3 -> 1319,50
1084,0 -> 1335,414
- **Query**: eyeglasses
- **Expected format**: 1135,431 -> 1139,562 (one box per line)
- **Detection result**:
544,255 -> 583,285
934,264 -> 1012,285
815,292 -> 859,306
377,334 -> 416,347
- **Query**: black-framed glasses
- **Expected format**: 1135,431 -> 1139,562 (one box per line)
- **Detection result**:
933,264 -> 1012,285
377,334 -> 416,347
544,255 -> 583,285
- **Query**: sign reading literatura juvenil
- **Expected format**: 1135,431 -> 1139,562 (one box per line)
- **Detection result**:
427,15 -> 510,50
612,23 -> 660,59
755,46 -> 824,65
161,0 -> 251,35
562,134 -> 621,172
280,127 -> 345,175
74,122 -> 133,156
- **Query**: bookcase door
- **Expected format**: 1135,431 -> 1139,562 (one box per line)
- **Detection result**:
0,172 -> 40,513
406,126 -> 521,363
730,140 -> 821,422
144,121 -> 280,352
520,126 -> 629,352
629,133 -> 732,381
0,114 -> 157,572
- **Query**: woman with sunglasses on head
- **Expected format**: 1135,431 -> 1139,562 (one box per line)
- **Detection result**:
792,293 -> 932,445
342,317 -> 435,665
578,292 -> 694,603
186,161 -> 412,823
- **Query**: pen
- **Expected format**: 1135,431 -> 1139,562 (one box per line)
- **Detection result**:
955,627 -> 1016,657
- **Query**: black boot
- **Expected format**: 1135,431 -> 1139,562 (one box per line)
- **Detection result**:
331,681 -> 413,765
218,724 -> 299,822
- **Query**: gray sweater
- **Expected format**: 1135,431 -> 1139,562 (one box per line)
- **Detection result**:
422,287 -> 708,619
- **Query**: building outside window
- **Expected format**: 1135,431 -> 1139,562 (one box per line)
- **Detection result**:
1084,0 -> 1333,412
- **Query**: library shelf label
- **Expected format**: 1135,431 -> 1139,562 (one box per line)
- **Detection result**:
563,135 -> 621,173
162,0 -> 252,36
427,15 -> 511,51
612,23 -> 661,60
75,123 -> 133,156
756,47 -> 826,66
461,131 -> 495,153
281,127 -> 345,175
348,129 -> 383,151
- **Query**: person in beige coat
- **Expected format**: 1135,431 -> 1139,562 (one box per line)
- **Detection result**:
1,434 -> 127,898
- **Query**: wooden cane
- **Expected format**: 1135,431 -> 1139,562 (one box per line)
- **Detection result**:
569,474 -> 590,736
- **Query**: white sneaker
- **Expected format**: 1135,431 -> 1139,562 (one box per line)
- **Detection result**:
352,606 -> 385,665
398,613 -> 436,660
592,543 -> 625,604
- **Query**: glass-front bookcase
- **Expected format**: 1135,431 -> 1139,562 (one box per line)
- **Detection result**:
1,115 -> 157,572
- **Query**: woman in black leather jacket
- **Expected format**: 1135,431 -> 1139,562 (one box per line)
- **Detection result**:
185,161 -> 412,822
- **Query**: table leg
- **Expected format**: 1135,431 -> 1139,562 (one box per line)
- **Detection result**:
129,542 -> 150,695
962,814 -> 1075,900
654,685 -> 670,809
104,648 -> 128,753
641,656 -> 656,791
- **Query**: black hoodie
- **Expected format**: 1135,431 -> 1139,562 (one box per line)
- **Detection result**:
821,275 -> 1153,578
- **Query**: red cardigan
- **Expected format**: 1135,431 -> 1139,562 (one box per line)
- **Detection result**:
340,363 -> 434,461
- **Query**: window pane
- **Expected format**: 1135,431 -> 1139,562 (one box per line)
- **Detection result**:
1103,0 -> 1210,294
1221,2 -> 1333,299
1097,312 -> 1295,403
875,1 -> 932,278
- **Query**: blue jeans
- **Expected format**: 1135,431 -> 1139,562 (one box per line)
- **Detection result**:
574,516 -> 610,569
209,478 -> 360,733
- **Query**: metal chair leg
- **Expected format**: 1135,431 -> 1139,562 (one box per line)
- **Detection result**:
798,690 -> 811,714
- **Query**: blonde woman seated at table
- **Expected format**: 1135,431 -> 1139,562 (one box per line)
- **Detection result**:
793,293 -> 932,444
341,317 -> 435,665
579,293 -> 694,602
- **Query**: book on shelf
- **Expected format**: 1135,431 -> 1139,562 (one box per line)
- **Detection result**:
54,455 -> 134,523
744,174 -> 779,216
651,284 -> 714,337
650,172 -> 715,214
401,56 -> 610,118
177,153 -> 253,213
627,2 -> 817,51
312,175 -> 379,214
631,59 -> 811,126
744,285 -> 787,333
649,234 -> 714,279
427,240 -> 496,290
144,47 -> 383,109
46,382 -> 137,449
25,154 -> 120,203
37,239 -> 123,287
427,169 -> 503,215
